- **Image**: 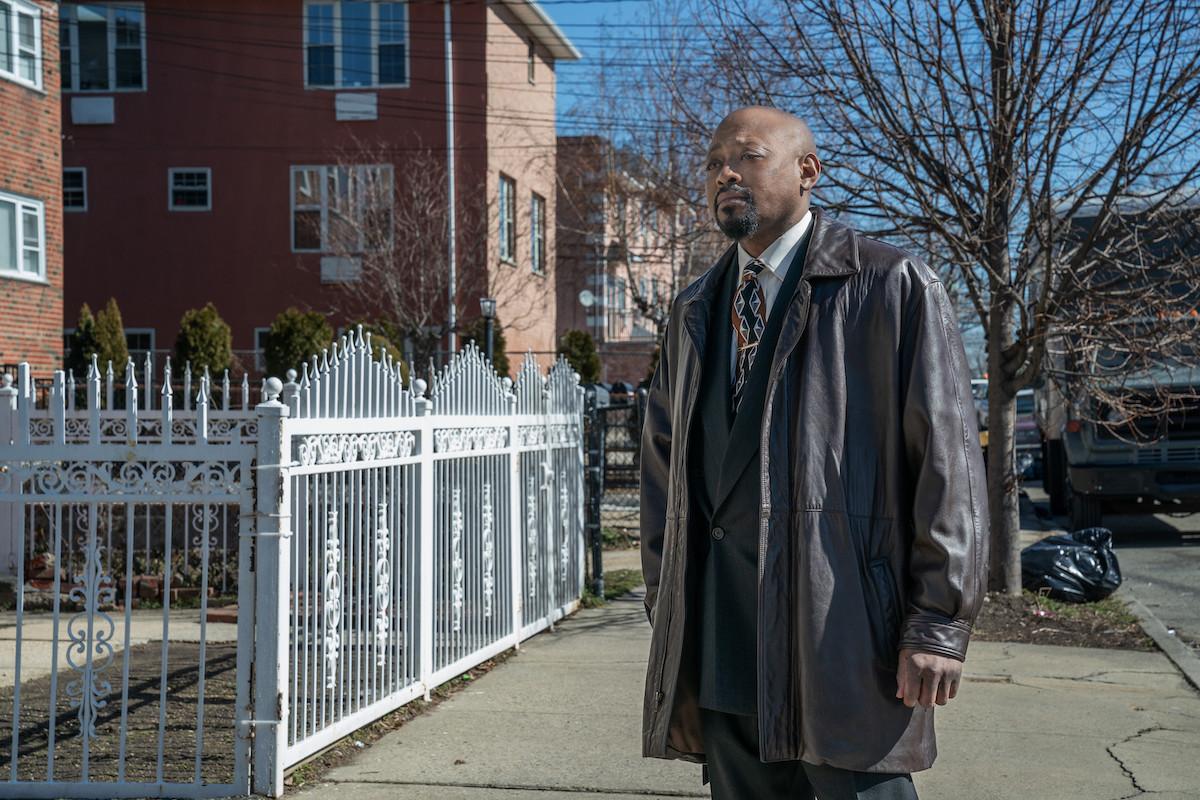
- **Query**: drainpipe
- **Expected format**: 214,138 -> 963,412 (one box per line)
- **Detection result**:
445,0 -> 457,357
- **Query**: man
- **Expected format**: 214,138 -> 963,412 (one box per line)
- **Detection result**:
639,106 -> 988,799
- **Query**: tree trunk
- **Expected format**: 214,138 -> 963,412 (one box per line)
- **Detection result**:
986,315 -> 1022,595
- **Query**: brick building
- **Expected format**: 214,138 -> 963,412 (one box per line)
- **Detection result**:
0,0 -> 63,374
556,135 -> 697,384
61,0 -> 577,376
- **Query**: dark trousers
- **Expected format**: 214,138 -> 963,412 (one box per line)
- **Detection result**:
700,708 -> 919,800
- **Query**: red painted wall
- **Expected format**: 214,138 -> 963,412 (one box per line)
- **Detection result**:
62,0 -> 522,373
1,0 -> 63,374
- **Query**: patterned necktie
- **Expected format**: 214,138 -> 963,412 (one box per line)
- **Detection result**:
731,259 -> 767,411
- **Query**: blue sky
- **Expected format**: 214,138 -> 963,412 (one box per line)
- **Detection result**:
540,0 -> 650,132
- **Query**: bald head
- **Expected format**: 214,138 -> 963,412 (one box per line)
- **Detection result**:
715,107 -> 817,162
705,107 -> 821,255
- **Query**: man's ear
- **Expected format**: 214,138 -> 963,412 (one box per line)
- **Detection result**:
799,153 -> 821,191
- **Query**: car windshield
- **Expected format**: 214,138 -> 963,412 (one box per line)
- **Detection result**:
1016,393 -> 1035,415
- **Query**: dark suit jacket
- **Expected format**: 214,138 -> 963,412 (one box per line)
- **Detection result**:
688,228 -> 812,713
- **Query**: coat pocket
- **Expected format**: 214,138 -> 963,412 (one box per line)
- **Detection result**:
868,557 -> 902,664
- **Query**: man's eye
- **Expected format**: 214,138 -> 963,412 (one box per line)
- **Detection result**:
742,153 -> 761,160
706,161 -> 720,171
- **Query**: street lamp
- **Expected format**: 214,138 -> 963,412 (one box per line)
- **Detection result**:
479,297 -> 496,368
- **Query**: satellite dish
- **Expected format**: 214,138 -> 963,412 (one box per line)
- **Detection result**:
578,289 -> 596,308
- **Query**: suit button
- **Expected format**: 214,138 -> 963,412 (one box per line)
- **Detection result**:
712,527 -> 725,540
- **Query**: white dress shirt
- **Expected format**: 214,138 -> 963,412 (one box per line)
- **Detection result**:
729,211 -> 813,382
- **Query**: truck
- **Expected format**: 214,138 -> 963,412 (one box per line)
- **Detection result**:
1038,349 -> 1200,531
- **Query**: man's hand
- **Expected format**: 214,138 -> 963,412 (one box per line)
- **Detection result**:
895,649 -> 962,708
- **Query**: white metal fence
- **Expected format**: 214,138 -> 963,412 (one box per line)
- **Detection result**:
0,332 -> 584,798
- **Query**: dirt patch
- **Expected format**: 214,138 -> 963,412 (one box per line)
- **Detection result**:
973,591 -> 1156,651
0,641 -> 239,786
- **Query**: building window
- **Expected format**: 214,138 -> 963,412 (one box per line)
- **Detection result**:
124,328 -> 154,356
169,168 -> 212,211
255,328 -> 270,373
59,3 -> 146,92
498,174 -> 516,263
291,165 -> 393,253
64,168 -> 87,211
0,190 -> 44,280
304,1 -> 408,88
527,40 -> 535,84
531,193 -> 546,275
0,0 -> 41,90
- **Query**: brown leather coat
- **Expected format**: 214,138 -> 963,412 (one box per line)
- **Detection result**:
640,209 -> 989,773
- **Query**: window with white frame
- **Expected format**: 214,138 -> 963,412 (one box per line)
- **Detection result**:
305,1 -> 407,88
254,328 -> 270,372
498,174 -> 516,263
0,0 -> 41,90
530,192 -> 546,275
59,3 -> 145,92
63,168 -> 87,211
291,164 -> 393,253
169,168 -> 211,211
0,190 -> 45,280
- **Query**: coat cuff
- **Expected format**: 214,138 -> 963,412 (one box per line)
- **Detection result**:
900,614 -> 973,661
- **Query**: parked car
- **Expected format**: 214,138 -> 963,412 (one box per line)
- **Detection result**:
976,386 -> 1043,477
971,378 -> 988,430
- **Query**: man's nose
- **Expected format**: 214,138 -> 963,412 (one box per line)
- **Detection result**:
715,163 -> 740,186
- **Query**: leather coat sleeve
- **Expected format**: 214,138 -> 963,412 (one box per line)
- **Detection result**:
640,315 -> 675,625
898,278 -> 989,661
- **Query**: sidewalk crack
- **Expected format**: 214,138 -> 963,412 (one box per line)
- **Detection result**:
1108,724 -> 1161,798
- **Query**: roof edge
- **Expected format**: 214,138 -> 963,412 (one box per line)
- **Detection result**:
498,0 -> 583,61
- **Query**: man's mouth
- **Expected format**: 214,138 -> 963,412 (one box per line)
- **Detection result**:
716,190 -> 750,211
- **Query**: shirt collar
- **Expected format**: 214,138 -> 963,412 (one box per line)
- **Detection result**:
737,210 -> 813,280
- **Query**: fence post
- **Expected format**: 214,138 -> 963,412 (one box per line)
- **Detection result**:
583,388 -> 604,598
252,377 -> 292,797
414,387 -> 435,698
0,373 -> 17,576
504,390 -> 522,646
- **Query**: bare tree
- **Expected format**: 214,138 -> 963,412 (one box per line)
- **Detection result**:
571,0 -> 1200,593
311,141 -> 541,370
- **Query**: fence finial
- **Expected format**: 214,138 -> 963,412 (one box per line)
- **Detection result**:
264,377 -> 283,403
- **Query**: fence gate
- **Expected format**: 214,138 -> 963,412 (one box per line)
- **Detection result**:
0,362 -> 258,799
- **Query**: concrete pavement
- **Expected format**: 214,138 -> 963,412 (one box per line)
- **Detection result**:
294,542 -> 1200,800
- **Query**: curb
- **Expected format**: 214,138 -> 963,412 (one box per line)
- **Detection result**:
1119,589 -> 1200,692
1019,490 -> 1200,691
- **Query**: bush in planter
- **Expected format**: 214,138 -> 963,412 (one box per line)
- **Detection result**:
263,308 -> 334,378
66,299 -> 129,377
353,320 -> 411,384
556,329 -> 601,382
175,303 -> 232,375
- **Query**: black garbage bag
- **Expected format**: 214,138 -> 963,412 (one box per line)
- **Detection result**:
1020,527 -> 1122,603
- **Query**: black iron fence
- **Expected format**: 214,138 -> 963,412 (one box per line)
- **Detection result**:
583,385 -> 648,596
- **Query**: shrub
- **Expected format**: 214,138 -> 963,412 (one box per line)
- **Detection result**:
175,303 -> 232,375
263,308 -> 333,378
556,329 -> 601,383
353,320 -> 410,384
66,299 -> 129,377
461,315 -> 511,378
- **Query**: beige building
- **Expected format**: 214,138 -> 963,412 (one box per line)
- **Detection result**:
557,135 -> 711,384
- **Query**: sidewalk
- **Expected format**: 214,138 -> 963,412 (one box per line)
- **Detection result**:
295,543 -> 1200,800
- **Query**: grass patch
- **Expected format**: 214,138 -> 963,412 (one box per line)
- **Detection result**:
580,568 -> 644,608
601,528 -> 639,549
1026,589 -> 1139,625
